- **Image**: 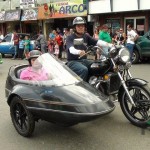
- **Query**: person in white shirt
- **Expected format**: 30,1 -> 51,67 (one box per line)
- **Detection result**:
126,24 -> 138,62
0,31 -> 4,40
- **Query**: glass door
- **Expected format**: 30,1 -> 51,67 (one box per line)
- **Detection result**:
136,19 -> 145,36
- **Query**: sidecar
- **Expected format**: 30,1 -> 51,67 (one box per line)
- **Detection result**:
5,53 -> 115,137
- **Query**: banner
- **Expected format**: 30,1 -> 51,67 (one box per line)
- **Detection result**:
21,8 -> 38,21
5,10 -> 21,21
20,0 -> 35,9
38,0 -> 87,19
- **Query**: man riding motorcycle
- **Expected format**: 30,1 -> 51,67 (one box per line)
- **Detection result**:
66,17 -> 113,81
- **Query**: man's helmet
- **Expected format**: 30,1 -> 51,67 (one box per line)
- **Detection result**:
73,17 -> 86,26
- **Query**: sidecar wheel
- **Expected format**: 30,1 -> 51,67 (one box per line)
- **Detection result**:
10,96 -> 35,137
120,85 -> 150,128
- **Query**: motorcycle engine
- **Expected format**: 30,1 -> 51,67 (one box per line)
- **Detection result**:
88,76 -> 98,85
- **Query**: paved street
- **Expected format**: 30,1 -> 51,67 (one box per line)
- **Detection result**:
0,58 -> 150,150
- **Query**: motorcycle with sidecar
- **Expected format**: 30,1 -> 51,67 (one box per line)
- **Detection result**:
5,53 -> 115,137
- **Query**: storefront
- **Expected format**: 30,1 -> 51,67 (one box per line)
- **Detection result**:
4,9 -> 22,33
88,0 -> 150,36
37,0 -> 87,39
21,8 -> 40,36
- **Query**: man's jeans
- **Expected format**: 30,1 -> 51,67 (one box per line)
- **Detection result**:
126,43 -> 134,62
13,45 -> 18,58
67,59 -> 92,81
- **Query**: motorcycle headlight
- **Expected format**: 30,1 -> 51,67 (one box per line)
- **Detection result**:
118,47 -> 130,63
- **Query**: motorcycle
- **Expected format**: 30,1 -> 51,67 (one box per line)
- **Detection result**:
73,38 -> 150,128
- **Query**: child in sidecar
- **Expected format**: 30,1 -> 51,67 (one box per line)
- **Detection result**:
20,50 -> 49,81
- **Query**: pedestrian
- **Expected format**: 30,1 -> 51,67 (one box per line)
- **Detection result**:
48,30 -> 56,53
0,31 -> 4,41
36,30 -> 47,53
47,37 -> 54,54
93,28 -> 101,59
126,24 -> 138,62
69,28 -> 74,35
12,30 -> 19,60
55,31 -> 63,59
113,28 -> 126,45
62,28 -> 70,58
54,41 -> 59,58
93,28 -> 99,40
24,35 -> 30,59
18,36 -> 25,59
99,24 -> 112,57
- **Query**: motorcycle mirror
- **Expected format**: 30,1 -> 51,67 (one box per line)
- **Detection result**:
73,38 -> 84,45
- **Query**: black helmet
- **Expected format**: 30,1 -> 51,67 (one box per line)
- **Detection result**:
73,17 -> 86,26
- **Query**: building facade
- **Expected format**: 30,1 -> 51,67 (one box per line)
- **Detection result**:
0,0 -> 150,38
88,0 -> 150,36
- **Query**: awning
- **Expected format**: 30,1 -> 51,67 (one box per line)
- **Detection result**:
21,8 -> 38,21
5,10 -> 21,21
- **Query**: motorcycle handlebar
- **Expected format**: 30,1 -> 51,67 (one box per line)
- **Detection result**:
78,46 -> 104,59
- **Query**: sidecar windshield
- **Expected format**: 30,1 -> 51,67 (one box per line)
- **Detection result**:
23,53 -> 81,86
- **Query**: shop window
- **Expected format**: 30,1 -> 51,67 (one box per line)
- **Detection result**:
106,19 -> 121,35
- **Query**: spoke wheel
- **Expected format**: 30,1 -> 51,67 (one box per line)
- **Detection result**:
10,96 -> 35,137
120,85 -> 150,127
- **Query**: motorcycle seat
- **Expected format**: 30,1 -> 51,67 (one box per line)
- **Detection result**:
16,67 -> 28,79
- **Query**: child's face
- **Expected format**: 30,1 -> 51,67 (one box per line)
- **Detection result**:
25,36 -> 28,40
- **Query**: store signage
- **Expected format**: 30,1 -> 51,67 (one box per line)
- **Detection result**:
38,0 -> 87,19
5,10 -> 21,21
21,8 -> 38,21
20,0 -> 35,9
89,0 -> 111,14
0,11 -> 5,22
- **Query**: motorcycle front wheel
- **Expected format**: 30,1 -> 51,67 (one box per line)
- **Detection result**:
120,84 -> 150,128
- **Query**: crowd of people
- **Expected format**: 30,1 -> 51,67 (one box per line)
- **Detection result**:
0,16 -> 140,82
92,23 -> 139,60
7,27 -> 73,60
0,19 -> 139,62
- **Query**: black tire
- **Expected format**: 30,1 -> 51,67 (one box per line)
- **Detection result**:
10,96 -> 35,137
132,50 -> 140,64
120,84 -> 150,128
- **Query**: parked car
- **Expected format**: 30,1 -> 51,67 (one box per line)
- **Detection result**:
133,31 -> 150,63
0,33 -> 36,57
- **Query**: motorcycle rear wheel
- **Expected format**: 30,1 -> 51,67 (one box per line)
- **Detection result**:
120,84 -> 150,128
